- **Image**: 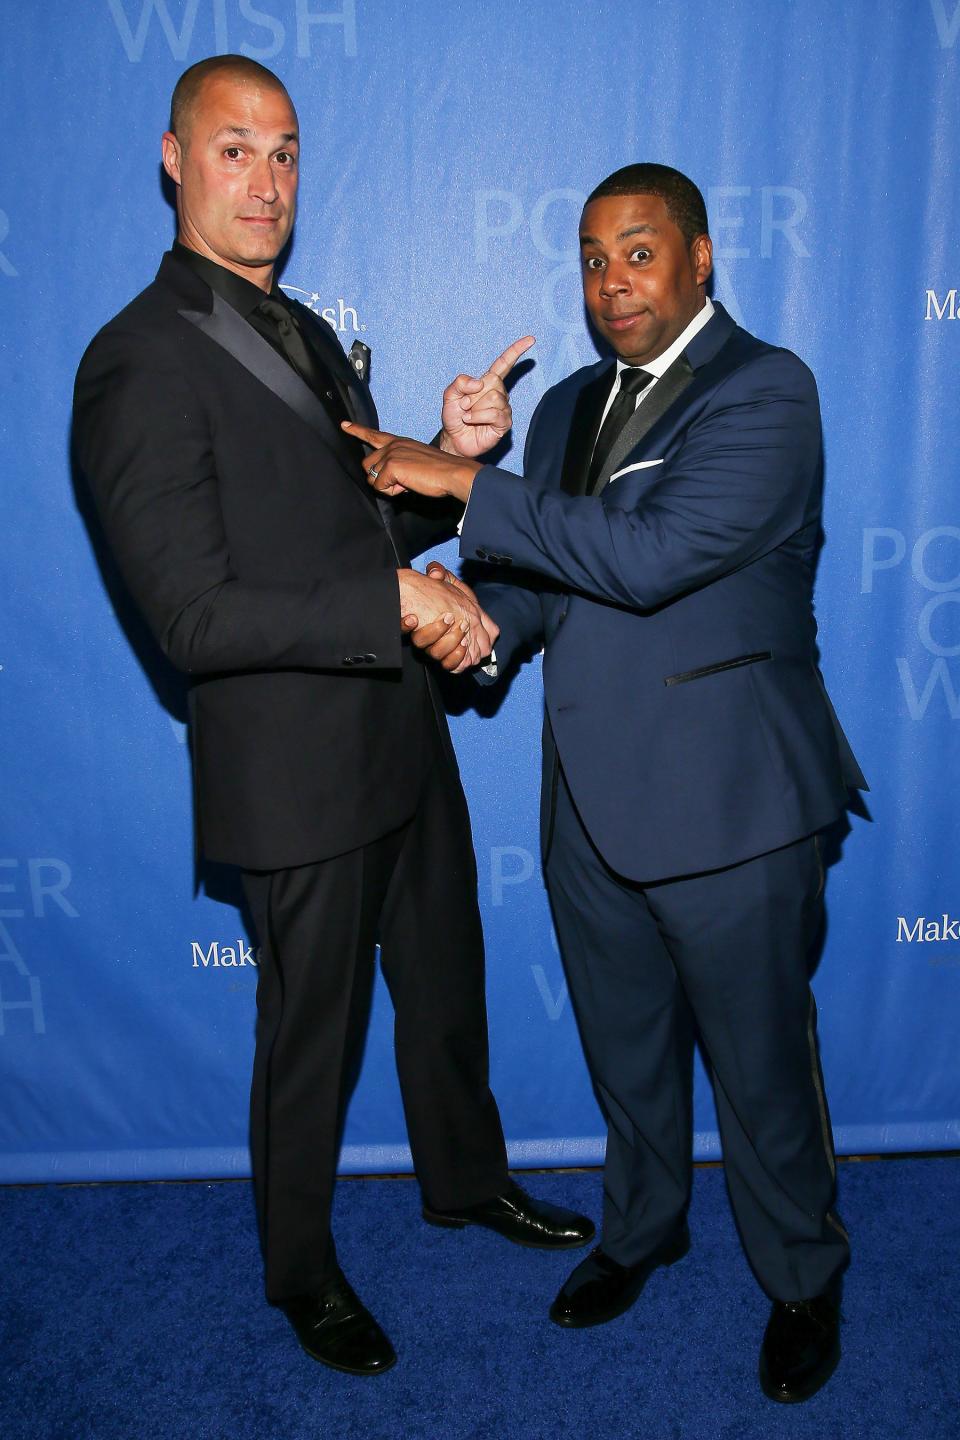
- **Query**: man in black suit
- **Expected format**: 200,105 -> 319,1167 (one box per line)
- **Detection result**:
73,54 -> 591,1377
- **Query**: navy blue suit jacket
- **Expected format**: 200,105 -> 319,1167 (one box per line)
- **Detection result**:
461,303 -> 863,883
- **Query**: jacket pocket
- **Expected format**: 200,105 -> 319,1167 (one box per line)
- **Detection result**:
663,651 -> 772,687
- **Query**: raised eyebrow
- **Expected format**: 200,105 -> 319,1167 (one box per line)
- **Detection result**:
209,126 -> 299,145
578,223 -> 658,248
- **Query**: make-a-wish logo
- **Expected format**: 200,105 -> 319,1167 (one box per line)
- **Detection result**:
280,284 -> 365,333
191,938 -> 260,968
897,914 -> 960,942
925,289 -> 960,320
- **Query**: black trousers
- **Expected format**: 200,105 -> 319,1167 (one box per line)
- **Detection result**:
242,742 -> 508,1303
546,768 -> 849,1302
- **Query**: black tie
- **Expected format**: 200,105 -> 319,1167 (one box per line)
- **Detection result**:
586,367 -> 654,493
257,296 -> 350,428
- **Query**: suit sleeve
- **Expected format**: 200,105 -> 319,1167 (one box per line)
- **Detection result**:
395,491 -> 464,559
470,394 -> 552,678
73,326 -> 402,675
460,351 -> 821,612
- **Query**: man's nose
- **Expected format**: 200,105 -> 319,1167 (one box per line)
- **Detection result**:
248,157 -> 279,206
599,261 -> 631,297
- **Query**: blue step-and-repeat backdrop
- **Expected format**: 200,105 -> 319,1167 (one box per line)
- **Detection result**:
2,0 -> 959,1182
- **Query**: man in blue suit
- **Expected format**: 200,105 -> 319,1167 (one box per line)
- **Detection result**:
345,163 -> 864,1403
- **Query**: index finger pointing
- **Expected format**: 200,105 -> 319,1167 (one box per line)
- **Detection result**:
485,334 -> 536,381
341,420 -> 396,448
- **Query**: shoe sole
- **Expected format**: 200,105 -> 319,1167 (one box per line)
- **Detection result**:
422,1209 -> 595,1250
759,1341 -> 840,1404
295,1337 -> 398,1377
549,1232 -> 691,1329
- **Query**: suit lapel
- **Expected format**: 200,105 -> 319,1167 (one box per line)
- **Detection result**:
179,293 -> 365,479
296,305 -> 378,428
557,304 -> 739,501
593,353 -> 695,495
179,288 -> 406,562
560,364 -> 616,496
293,306 -> 408,560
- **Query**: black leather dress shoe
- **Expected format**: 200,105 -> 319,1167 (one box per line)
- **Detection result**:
759,1290 -> 841,1403
281,1269 -> 396,1376
422,1179 -> 595,1250
549,1223 -> 691,1328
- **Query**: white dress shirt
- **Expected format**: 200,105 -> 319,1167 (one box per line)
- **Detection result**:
466,297 -> 715,673
595,296 -> 715,436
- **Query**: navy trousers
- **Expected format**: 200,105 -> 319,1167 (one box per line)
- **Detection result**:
546,768 -> 849,1301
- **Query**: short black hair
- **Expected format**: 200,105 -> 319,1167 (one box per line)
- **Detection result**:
169,54 -> 293,140
586,164 -> 708,246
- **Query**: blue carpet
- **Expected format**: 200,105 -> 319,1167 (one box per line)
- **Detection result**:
2,1159 -> 958,1439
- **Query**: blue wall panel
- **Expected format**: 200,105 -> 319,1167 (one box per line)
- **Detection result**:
2,0 -> 958,1180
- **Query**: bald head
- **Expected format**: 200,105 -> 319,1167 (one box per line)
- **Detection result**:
161,58 -> 299,291
170,55 -> 295,145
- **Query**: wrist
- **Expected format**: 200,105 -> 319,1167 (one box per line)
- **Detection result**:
437,429 -> 460,456
449,460 -> 480,502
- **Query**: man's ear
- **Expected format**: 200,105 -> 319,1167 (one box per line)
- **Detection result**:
693,233 -> 713,288
161,132 -> 183,187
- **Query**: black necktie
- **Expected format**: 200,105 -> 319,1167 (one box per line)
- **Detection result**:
586,367 -> 654,493
257,297 -> 350,428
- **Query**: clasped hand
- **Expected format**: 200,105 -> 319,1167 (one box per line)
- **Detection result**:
398,565 -> 498,675
351,335 -> 532,671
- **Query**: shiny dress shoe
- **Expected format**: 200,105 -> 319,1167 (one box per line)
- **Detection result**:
759,1289 -> 841,1403
422,1178 -> 595,1250
281,1269 -> 396,1376
549,1223 -> 690,1328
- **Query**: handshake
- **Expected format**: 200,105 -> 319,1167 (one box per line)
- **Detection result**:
398,564 -> 498,675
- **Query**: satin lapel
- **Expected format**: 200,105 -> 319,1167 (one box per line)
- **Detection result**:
592,353 -> 695,496
294,305 -> 407,559
345,370 -> 378,427
296,305 -> 378,427
560,364 -> 616,496
178,293 -> 362,478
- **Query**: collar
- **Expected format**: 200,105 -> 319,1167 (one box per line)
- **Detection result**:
171,242 -> 282,317
616,296 -> 715,380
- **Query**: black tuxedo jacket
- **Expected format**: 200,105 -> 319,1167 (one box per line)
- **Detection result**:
74,251 -> 455,870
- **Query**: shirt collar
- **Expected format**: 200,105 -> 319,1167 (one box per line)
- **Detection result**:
171,241 -> 281,316
616,296 -> 715,380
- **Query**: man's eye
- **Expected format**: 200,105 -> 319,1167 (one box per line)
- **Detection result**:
630,248 -> 652,262
274,152 -> 295,166
224,147 -> 243,160
582,257 -> 604,271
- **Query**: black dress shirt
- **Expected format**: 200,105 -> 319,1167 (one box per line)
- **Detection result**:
170,243 -> 350,426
